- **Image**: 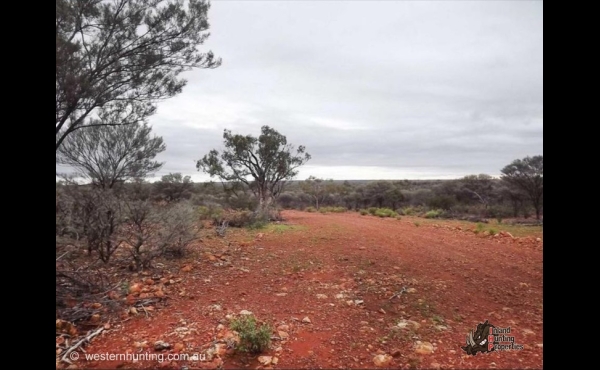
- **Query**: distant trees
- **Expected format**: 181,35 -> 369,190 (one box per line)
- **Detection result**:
363,181 -> 405,209
153,173 -> 194,202
301,176 -> 334,210
197,126 -> 311,218
501,155 -> 543,219
56,0 -> 221,150
459,174 -> 495,209
57,122 -> 166,189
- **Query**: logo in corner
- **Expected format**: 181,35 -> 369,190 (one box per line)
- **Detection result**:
461,319 -> 524,356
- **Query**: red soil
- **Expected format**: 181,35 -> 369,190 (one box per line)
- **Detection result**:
61,210 -> 543,369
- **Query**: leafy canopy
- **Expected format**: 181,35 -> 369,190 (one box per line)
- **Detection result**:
56,0 -> 221,150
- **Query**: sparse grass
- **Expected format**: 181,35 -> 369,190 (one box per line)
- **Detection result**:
359,209 -> 369,215
432,315 -> 445,325
264,224 -> 306,233
414,221 -> 420,227
305,206 -> 316,212
413,299 -> 436,317
230,315 -> 272,353
400,215 -> 542,238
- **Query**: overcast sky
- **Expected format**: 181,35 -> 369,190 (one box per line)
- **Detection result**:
61,0 -> 544,182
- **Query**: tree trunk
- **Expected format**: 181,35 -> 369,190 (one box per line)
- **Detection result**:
257,187 -> 274,220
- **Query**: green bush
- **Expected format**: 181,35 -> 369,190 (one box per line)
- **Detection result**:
359,209 -> 368,215
227,210 -> 255,227
367,207 -> 378,215
401,206 -> 416,215
473,222 -> 485,234
374,208 -> 398,218
319,206 -> 347,213
424,209 -> 444,219
230,315 -> 272,353
197,205 -> 223,221
305,206 -> 316,212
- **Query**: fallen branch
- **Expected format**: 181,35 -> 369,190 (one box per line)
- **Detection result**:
56,251 -> 70,261
389,287 -> 407,300
140,304 -> 150,318
60,326 -> 104,364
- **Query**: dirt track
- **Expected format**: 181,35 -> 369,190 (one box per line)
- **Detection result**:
72,210 -> 543,369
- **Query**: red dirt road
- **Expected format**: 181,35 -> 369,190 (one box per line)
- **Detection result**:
70,210 -> 543,369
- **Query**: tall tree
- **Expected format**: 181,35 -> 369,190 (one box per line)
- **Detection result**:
57,122 -> 166,189
56,0 -> 221,150
500,155 -> 543,220
197,126 -> 311,217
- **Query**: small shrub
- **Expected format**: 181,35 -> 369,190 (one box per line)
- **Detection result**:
396,215 -> 402,220
496,217 -> 503,224
198,204 -> 224,226
319,206 -> 347,213
367,207 -> 378,215
247,219 -> 268,230
305,206 -> 316,212
473,222 -> 485,234
488,228 -> 497,236
424,209 -> 443,219
414,221 -> 420,227
230,315 -> 272,353
402,206 -> 416,215
227,210 -> 255,227
374,208 -> 398,218
359,209 -> 368,215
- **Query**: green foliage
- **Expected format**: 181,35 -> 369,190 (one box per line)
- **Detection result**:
305,206 -> 316,212
197,205 -> 224,221
374,208 -> 398,218
473,222 -> 485,234
488,228 -> 497,236
424,209 -> 444,219
196,126 -> 311,214
414,221 -> 421,227
501,155 -> 543,219
318,206 -> 347,213
57,122 -> 165,189
153,173 -> 194,202
56,0 -> 221,150
247,219 -> 268,230
230,315 -> 272,353
401,206 -> 417,215
360,207 -> 398,218
227,210 -> 256,227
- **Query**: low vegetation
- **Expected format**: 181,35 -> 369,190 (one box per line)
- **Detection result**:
230,315 -> 272,353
